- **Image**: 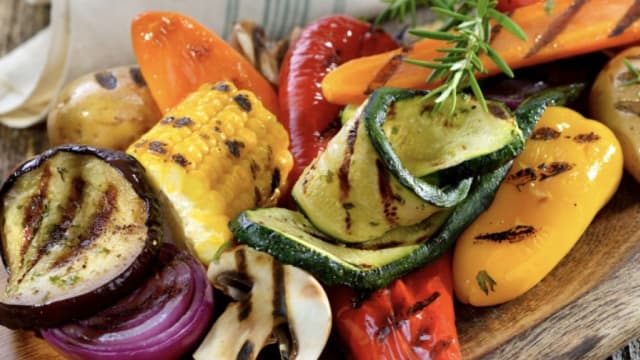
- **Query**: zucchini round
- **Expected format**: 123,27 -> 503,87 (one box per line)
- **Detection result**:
0,145 -> 162,329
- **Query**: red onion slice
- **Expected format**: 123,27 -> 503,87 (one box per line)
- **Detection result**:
41,243 -> 214,360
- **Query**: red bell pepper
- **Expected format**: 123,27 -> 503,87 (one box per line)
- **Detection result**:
278,15 -> 397,197
331,253 -> 461,360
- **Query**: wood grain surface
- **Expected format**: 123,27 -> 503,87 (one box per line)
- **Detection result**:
0,2 -> 639,360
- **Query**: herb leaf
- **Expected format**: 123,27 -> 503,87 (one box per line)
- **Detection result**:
378,0 -> 528,113
476,270 -> 497,295
622,58 -> 640,87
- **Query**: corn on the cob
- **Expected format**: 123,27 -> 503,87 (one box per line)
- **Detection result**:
127,81 -> 292,263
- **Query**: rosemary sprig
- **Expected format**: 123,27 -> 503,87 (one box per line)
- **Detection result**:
378,0 -> 527,113
622,58 -> 640,87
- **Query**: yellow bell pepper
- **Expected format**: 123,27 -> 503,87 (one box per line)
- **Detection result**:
453,106 -> 623,306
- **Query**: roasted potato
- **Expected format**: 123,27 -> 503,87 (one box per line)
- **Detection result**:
590,47 -> 640,183
47,66 -> 161,150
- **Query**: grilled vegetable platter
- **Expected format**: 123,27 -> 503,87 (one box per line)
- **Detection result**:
2,0 -> 640,358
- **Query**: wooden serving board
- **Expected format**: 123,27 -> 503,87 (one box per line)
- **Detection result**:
1,2 -> 639,360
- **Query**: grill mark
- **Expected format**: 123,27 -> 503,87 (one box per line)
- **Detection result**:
33,177 -> 85,274
406,292 -> 440,316
573,132 -> 600,143
365,53 -> 406,94
475,225 -> 536,243
20,166 -> 52,260
237,340 -> 254,360
338,117 -> 360,202
531,127 -> 561,140
538,161 -> 573,180
235,248 -> 252,321
375,292 -> 441,344
506,167 -> 537,190
525,0 -> 588,58
52,184 -> 118,268
376,159 -> 398,226
609,0 -> 640,37
16,167 -> 53,283
614,100 -> 640,115
272,261 -> 287,319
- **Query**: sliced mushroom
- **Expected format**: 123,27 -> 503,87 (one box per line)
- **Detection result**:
228,21 -> 291,85
193,245 -> 331,360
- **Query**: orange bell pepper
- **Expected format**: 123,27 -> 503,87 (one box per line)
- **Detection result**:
131,12 -> 279,116
322,0 -> 640,105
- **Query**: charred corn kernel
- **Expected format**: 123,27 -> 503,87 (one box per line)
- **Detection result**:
453,107 -> 622,306
128,81 -> 292,263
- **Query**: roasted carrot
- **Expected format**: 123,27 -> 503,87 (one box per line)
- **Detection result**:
322,0 -> 640,105
131,12 -> 279,116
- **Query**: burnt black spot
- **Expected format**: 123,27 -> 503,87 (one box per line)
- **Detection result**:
173,117 -> 194,128
237,340 -> 254,360
573,132 -> 600,143
238,298 -> 252,321
233,94 -> 252,112
161,116 -> 175,125
148,141 -> 167,154
506,167 -> 537,190
129,67 -> 146,87
225,140 -> 245,158
270,168 -> 281,194
531,127 -> 561,141
171,154 -> 191,167
538,161 -> 573,181
213,82 -> 231,91
94,71 -> 118,90
475,225 -> 536,243
343,202 -> 355,210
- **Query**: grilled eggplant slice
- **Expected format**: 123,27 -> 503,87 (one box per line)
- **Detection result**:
0,145 -> 162,329
194,245 -> 331,360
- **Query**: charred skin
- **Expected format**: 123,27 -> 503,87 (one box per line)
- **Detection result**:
0,145 -> 162,329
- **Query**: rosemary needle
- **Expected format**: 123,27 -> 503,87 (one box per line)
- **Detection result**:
377,0 -> 527,113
